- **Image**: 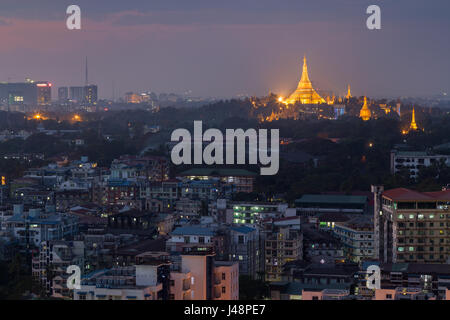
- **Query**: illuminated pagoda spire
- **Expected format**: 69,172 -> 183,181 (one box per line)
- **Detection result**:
409,106 -> 418,131
359,96 -> 371,121
287,55 -> 325,104
346,84 -> 352,99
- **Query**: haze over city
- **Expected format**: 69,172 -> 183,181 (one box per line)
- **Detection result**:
1,0 -> 449,99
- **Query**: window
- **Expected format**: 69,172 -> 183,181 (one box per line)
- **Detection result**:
222,273 -> 226,280
222,286 -> 226,294
386,294 -> 392,299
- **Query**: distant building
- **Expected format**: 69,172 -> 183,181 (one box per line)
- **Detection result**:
295,194 -> 369,216
58,87 -> 69,102
212,200 -> 288,226
390,149 -> 450,179
179,168 -> 257,193
0,80 -> 52,105
69,86 -> 84,102
84,85 -> 98,105
68,85 -> 98,104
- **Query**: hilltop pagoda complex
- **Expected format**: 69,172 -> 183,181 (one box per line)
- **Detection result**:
287,56 -> 326,105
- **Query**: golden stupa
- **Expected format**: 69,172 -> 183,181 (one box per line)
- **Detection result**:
346,84 -> 352,99
359,96 -> 371,121
409,107 -> 418,131
287,56 -> 325,105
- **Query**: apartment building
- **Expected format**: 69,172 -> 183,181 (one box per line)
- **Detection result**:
375,187 -> 450,263
32,240 -> 85,298
228,225 -> 260,278
390,149 -> 450,179
333,216 -> 374,262
265,227 -> 303,282
170,250 -> 239,300
73,261 -> 171,300
211,199 -> 288,225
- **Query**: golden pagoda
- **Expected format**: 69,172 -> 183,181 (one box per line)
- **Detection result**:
359,96 -> 371,121
346,84 -> 352,99
409,107 -> 418,131
287,56 -> 325,105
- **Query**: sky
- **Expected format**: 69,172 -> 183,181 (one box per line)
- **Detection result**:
0,0 -> 449,99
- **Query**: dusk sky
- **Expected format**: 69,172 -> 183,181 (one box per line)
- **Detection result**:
0,0 -> 449,99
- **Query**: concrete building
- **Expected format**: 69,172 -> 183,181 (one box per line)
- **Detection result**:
333,216 -> 374,263
212,199 -> 288,226
32,240 -> 85,298
73,261 -> 171,300
265,227 -> 303,282
170,250 -> 239,300
375,187 -> 450,264
390,149 -> 450,179
228,225 -> 260,278
295,194 -> 369,216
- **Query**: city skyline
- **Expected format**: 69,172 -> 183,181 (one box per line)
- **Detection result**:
0,0 -> 449,99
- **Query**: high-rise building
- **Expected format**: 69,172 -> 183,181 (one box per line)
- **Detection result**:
84,85 -> 98,105
36,81 -> 52,105
58,87 -> 69,102
375,187 -> 450,264
0,80 -> 51,105
69,86 -> 85,102
68,85 -> 98,104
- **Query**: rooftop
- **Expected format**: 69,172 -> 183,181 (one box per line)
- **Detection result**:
383,188 -> 450,201
296,194 -> 367,205
171,226 -> 216,237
